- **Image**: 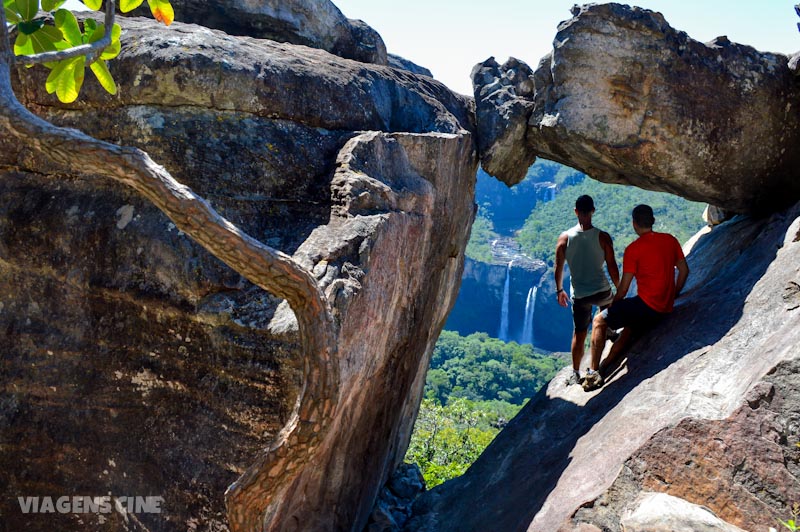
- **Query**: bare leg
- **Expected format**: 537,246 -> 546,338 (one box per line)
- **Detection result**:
599,327 -> 633,377
571,329 -> 588,372
589,312 -> 608,371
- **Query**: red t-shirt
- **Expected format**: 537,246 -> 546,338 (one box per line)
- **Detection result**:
623,231 -> 685,313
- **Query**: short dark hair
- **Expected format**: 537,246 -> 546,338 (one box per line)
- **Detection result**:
575,195 -> 595,213
632,204 -> 655,228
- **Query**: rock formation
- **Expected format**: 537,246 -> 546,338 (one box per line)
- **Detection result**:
130,0 -> 389,66
407,200 -> 800,532
473,3 -> 800,213
0,13 -> 476,532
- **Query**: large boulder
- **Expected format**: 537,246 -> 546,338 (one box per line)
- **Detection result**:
406,202 -> 800,531
473,3 -> 800,213
1,16 -> 477,532
129,0 -> 389,65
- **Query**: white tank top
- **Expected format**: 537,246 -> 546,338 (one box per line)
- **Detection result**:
565,225 -> 611,299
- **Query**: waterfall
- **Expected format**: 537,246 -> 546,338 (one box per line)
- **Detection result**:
498,262 -> 512,341
520,286 -> 537,345
546,185 -> 556,202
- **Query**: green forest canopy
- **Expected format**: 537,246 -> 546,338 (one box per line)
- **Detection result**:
406,331 -> 566,487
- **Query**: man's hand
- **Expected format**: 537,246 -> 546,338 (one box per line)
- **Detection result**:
557,289 -> 569,307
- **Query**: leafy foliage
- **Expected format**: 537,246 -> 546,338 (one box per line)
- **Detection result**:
515,177 -> 706,267
406,331 -> 566,487
405,397 -> 502,488
5,0 -> 172,102
465,210 -> 497,264
426,331 -> 565,405
780,503 -> 800,531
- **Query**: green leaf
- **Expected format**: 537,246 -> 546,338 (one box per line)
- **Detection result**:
84,17 -> 96,34
45,56 -> 70,93
16,0 -> 37,20
4,1 -> 21,23
16,18 -> 43,34
94,23 -> 122,60
29,24 -> 60,52
54,9 -> 81,46
55,56 -> 85,103
40,0 -> 63,10
13,32 -> 33,56
81,0 -> 100,10
90,59 -> 116,94
118,0 -> 142,12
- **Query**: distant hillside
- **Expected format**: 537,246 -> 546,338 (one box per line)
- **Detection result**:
475,161 -> 584,236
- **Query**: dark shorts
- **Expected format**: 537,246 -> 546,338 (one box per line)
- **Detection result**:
601,296 -> 667,331
572,289 -> 614,332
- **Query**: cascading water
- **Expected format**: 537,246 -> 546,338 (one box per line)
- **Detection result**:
520,286 -> 537,345
498,261 -> 512,341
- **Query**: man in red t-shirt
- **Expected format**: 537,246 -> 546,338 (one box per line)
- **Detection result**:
582,204 -> 690,391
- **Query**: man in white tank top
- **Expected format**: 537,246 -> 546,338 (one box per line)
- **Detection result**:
554,195 -> 620,386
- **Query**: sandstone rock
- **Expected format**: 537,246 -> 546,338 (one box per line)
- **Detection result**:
407,200 -> 800,531
1,16 -> 477,531
128,0 -> 389,65
367,463 -> 426,531
617,492 -> 747,532
388,54 -> 433,78
14,16 -> 471,136
471,56 -> 536,186
568,358 -> 800,531
473,4 -> 800,213
703,204 -> 732,226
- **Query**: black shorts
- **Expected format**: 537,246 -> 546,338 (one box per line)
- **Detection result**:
602,296 -> 667,331
572,289 -> 613,332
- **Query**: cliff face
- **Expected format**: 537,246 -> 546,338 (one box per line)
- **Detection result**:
0,13 -> 476,532
445,257 -> 547,344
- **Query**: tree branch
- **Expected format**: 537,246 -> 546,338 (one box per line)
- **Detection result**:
13,0 -> 116,66
1,13 -> 339,531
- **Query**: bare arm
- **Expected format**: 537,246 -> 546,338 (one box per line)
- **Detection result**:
554,233 -> 569,307
675,259 -> 689,297
599,231 -> 620,289
614,272 -> 634,303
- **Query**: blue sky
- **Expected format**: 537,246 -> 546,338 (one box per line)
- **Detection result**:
333,1 -> 800,95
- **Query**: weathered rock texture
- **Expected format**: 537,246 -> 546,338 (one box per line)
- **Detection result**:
129,0 -> 389,66
569,360 -> 800,532
473,3 -> 800,213
406,201 -> 800,531
1,15 -> 476,532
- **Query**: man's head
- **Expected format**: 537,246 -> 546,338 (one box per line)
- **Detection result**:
575,195 -> 595,214
632,204 -> 655,233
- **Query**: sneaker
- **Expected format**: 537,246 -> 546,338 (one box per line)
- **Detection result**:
582,370 -> 604,392
565,371 -> 582,386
